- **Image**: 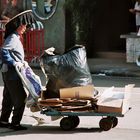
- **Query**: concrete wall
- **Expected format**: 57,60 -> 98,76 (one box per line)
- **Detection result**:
25,0 -> 65,54
43,0 -> 65,54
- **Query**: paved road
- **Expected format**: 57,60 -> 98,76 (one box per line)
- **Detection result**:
0,69 -> 140,140
92,74 -> 140,87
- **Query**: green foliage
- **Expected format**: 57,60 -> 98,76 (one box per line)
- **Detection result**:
65,0 -> 96,24
65,0 -> 96,43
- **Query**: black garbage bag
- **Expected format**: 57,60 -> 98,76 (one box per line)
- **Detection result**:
40,45 -> 93,98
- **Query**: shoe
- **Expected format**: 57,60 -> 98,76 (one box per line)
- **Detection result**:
0,121 -> 10,128
9,124 -> 27,131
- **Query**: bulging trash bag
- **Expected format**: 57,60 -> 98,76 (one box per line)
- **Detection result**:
40,45 -> 93,98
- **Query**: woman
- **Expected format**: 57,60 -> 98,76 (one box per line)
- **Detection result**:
1,0 -> 20,22
129,0 -> 140,32
0,10 -> 36,131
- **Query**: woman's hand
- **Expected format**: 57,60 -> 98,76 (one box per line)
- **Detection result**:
129,9 -> 135,14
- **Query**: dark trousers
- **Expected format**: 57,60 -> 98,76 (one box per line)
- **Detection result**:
0,72 -> 26,125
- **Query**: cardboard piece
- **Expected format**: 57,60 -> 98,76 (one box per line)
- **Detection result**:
97,84 -> 134,114
59,85 -> 95,99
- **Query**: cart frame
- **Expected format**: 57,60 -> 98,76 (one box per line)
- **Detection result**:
15,65 -> 130,131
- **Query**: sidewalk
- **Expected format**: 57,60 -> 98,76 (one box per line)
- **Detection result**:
1,59 -> 140,139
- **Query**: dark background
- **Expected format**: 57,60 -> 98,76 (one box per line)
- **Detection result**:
65,0 -> 136,58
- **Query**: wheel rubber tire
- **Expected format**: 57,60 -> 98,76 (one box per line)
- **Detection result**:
111,117 -> 118,128
60,117 -> 74,131
68,116 -> 80,128
99,118 -> 113,131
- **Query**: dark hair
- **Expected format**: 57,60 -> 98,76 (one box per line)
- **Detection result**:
4,19 -> 20,39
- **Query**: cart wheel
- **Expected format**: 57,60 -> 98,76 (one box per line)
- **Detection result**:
99,118 -> 113,131
110,117 -> 118,128
68,116 -> 80,128
60,117 -> 74,131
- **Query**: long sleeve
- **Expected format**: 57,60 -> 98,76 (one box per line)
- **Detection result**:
1,33 -> 25,66
1,49 -> 15,66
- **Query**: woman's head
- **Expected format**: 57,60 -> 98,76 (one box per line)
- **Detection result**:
16,24 -> 27,35
12,0 -> 17,6
8,0 -> 17,6
4,10 -> 36,38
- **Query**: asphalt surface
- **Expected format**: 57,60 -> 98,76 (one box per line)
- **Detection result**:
30,58 -> 140,77
88,58 -> 140,77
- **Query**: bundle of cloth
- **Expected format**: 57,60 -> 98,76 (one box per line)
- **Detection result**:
15,62 -> 43,107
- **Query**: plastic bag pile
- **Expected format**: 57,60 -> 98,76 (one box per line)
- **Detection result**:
40,45 -> 93,98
